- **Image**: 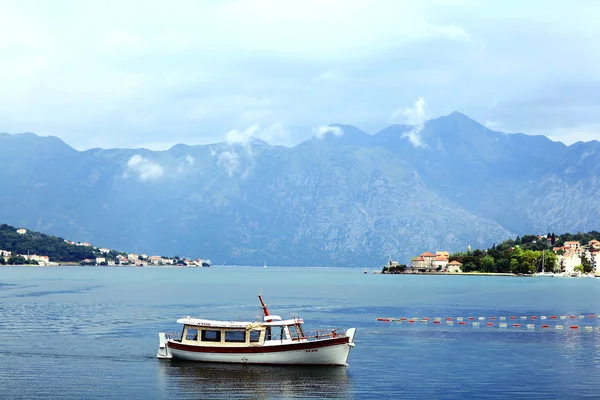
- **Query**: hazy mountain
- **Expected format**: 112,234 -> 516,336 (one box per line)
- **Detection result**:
1,113 -> 599,265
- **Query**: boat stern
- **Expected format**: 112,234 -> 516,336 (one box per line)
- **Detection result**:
157,332 -> 173,359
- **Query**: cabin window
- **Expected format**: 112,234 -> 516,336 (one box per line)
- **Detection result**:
185,327 -> 198,341
201,329 -> 222,342
224,330 -> 246,343
249,330 -> 261,343
265,326 -> 284,341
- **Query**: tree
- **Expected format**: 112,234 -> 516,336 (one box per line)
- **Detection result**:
521,250 -> 539,274
574,264 -> 584,274
543,252 -> 558,272
481,255 -> 495,273
582,257 -> 593,274
510,258 -> 520,274
551,233 -> 556,245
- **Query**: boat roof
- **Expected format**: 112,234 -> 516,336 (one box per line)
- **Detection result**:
177,317 -> 303,328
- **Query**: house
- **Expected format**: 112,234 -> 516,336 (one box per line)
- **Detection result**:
16,228 -> 27,235
98,248 -> 111,254
564,241 -> 581,251
0,249 -> 11,257
29,255 -> 50,265
447,260 -> 463,273
591,252 -> 600,274
107,260 -> 116,266
149,255 -> 162,265
588,240 -> 600,250
432,255 -> 449,271
127,253 -> 139,262
411,252 -> 435,270
95,257 -> 106,264
559,253 -> 581,274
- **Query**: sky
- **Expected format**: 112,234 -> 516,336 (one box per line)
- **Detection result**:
1,0 -> 599,150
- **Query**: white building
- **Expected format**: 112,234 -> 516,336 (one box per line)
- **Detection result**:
559,253 -> 581,274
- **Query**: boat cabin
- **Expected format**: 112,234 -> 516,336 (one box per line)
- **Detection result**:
176,316 -> 307,347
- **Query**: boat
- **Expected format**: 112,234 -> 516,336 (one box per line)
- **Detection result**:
156,294 -> 357,366
201,259 -> 211,267
264,260 -> 267,269
364,268 -> 368,274
534,250 -> 554,277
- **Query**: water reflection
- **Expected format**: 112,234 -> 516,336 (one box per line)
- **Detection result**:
158,360 -> 353,399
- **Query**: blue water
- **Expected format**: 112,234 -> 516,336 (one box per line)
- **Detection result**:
2,267 -> 600,399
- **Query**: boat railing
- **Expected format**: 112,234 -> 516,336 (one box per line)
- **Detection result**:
164,331 -> 182,341
304,328 -> 346,340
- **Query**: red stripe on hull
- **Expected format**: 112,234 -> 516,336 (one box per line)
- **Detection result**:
168,337 -> 350,354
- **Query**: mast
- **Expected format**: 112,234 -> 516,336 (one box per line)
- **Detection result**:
542,250 -> 545,273
258,293 -> 270,317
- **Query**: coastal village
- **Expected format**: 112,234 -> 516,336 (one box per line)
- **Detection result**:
384,234 -> 600,276
0,227 -> 210,267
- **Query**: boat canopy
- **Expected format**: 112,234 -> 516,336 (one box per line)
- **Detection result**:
177,317 -> 252,328
176,316 -> 304,328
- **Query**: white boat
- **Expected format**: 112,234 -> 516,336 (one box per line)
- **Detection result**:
157,294 -> 357,366
534,250 -> 555,277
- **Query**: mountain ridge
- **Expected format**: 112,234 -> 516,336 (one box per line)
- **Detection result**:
1,112 -> 599,265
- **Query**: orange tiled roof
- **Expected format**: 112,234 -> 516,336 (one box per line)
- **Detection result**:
420,252 -> 435,257
448,260 -> 463,265
414,256 -> 424,261
434,256 -> 448,261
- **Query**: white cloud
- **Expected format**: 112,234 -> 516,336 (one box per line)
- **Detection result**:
226,125 -> 260,146
391,97 -> 427,125
218,151 -> 240,177
314,69 -> 345,83
224,122 -> 290,147
0,1 -> 599,148
391,97 -> 428,147
313,125 -> 344,140
124,154 -> 164,181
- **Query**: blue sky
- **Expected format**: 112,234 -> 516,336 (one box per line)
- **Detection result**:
1,0 -> 599,150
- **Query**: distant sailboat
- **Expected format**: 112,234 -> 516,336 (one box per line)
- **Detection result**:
264,260 -> 267,269
364,268 -> 368,274
534,250 -> 554,277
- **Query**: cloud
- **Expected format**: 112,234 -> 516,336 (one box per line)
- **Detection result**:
124,154 -> 164,181
226,125 -> 260,146
314,69 -> 345,83
0,1 -> 599,149
390,97 -> 428,147
224,123 -> 290,148
218,151 -> 240,177
313,125 -> 344,140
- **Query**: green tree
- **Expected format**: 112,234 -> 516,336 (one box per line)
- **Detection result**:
574,264 -> 584,274
543,252 -> 558,272
481,255 -> 495,273
521,250 -> 539,274
509,258 -> 520,273
582,257 -> 593,274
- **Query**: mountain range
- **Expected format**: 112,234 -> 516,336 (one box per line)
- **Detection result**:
1,112 -> 599,266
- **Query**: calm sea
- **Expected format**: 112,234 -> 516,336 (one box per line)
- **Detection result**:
1,266 -> 600,399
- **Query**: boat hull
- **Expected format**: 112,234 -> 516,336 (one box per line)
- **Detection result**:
158,328 -> 356,366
